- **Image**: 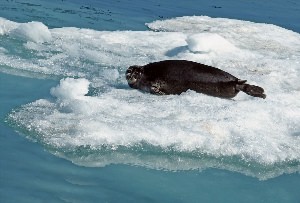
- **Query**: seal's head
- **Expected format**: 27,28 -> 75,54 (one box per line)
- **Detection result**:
126,65 -> 143,88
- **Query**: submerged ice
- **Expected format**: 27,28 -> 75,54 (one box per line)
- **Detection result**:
2,16 -> 300,180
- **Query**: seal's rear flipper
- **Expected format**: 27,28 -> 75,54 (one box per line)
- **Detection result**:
237,83 -> 266,99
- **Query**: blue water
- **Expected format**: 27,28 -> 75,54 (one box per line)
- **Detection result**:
1,0 -> 300,202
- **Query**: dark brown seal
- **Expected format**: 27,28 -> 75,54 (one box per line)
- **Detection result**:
126,60 -> 266,99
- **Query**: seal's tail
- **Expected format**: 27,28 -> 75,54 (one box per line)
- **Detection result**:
236,80 -> 266,99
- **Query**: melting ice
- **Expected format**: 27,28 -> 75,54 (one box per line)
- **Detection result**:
2,16 -> 300,180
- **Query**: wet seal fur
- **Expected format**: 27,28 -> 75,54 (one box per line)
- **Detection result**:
126,60 -> 266,99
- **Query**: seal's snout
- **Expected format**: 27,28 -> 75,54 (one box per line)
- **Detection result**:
126,65 -> 142,86
125,67 -> 134,82
125,72 -> 131,81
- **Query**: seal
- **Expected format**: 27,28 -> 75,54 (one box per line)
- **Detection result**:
126,60 -> 266,99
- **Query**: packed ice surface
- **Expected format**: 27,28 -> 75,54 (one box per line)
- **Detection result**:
3,16 -> 300,179
186,33 -> 239,54
11,21 -> 52,43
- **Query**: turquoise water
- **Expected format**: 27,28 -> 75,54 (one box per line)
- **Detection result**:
1,0 -> 300,202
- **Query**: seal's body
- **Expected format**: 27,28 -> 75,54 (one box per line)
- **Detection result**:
126,60 -> 266,99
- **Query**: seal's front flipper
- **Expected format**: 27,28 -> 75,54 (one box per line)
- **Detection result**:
150,83 -> 165,95
237,82 -> 266,99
